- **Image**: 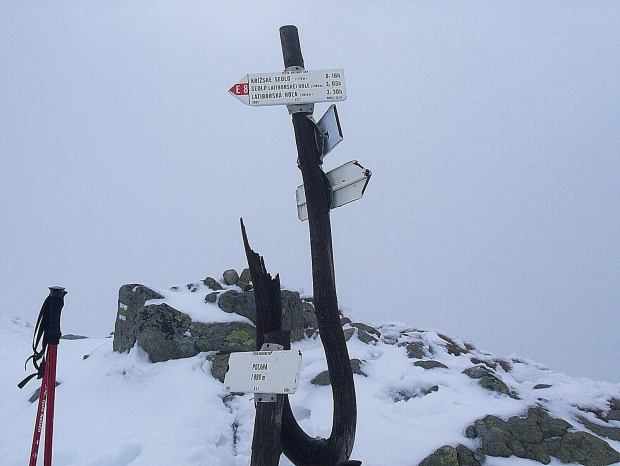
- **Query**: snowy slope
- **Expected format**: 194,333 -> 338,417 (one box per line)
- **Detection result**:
1,293 -> 619,465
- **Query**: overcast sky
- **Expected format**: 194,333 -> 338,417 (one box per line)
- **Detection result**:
1,2 -> 618,383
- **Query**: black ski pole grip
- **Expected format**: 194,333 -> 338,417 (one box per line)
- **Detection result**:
280,25 -> 304,70
46,286 -> 67,345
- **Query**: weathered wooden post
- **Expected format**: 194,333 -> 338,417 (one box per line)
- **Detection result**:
241,219 -> 289,466
278,25 -> 358,466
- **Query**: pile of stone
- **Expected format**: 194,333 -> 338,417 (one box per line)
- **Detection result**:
113,269 -> 317,365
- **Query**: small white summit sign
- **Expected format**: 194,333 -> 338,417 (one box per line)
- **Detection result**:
229,69 -> 346,106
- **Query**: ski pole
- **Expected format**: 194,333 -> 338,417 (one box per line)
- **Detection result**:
20,286 -> 67,466
29,362 -> 48,465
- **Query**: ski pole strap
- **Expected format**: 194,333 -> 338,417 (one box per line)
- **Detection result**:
18,287 -> 67,389
45,286 -> 67,346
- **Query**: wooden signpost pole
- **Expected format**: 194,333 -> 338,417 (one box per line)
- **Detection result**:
279,25 -> 357,465
231,26 -> 361,466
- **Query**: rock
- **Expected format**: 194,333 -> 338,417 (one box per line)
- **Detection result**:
343,328 -> 355,341
390,384 -> 438,402
549,431 -> 620,465
471,407 -> 579,464
350,358 -> 367,377
401,340 -> 426,359
113,284 -> 257,362
205,292 -> 218,303
605,410 -> 620,422
223,269 -> 239,286
356,329 -> 378,344
351,322 -> 380,339
311,371 -> 331,386
194,322 -> 256,354
237,268 -> 252,291
578,416 -> 620,441
418,445 -> 480,466
438,334 -> 468,356
456,444 -> 481,466
202,277 -> 222,291
61,334 -> 88,340
218,290 -> 255,321
114,284 -> 164,353
462,365 -> 494,379
208,353 -> 230,383
462,365 -> 510,395
534,384 -> 553,390
479,374 -> 510,396
340,316 -> 352,326
281,291 -> 305,343
414,360 -> 449,370
217,289 -> 309,343
419,445 -> 459,466
523,406 -> 572,439
311,359 -> 367,386
303,302 -> 318,328
473,415 -> 515,458
350,322 -> 380,344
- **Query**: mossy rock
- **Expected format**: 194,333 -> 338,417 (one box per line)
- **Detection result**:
414,360 -> 449,370
419,445 -> 459,466
208,354 -> 230,383
311,359 -> 366,386
401,340 -> 426,359
479,374 -> 510,396
549,431 -> 620,465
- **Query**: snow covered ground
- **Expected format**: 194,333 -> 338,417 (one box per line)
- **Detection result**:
1,289 -> 619,465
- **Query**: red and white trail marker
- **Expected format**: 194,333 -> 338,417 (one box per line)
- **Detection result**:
229,68 -> 346,107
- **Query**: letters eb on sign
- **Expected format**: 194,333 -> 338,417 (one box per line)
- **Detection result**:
223,349 -> 302,395
229,82 -> 248,96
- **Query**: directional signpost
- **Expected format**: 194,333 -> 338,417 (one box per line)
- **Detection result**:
229,69 -> 346,107
228,26 -> 366,466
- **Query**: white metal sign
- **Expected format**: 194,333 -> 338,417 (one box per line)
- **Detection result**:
315,104 -> 343,160
223,349 -> 302,395
296,160 -> 372,221
229,69 -> 346,106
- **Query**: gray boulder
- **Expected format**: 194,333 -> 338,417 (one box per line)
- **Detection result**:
311,359 -> 367,386
463,365 -> 510,396
401,340 -> 426,359
114,284 -> 164,353
548,431 -> 620,465
467,406 -> 620,465
113,284 -> 256,362
419,445 -> 480,466
202,277 -> 222,291
218,289 -> 308,343
223,269 -> 239,286
350,322 -> 380,344
414,360 -> 449,370
237,268 -> 252,291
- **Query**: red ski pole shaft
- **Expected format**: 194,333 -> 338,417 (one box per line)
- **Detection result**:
43,345 -> 58,466
29,366 -> 48,466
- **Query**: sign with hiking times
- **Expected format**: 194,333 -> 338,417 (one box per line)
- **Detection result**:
229,69 -> 346,106
223,349 -> 302,394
